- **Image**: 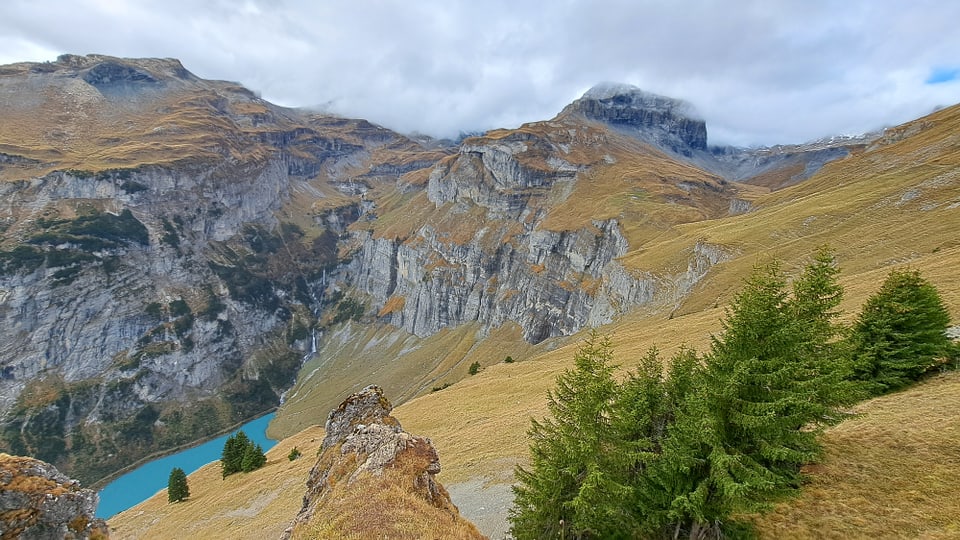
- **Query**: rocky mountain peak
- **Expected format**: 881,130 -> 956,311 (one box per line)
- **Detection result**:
562,82 -> 707,155
284,386 -> 484,539
0,453 -> 108,539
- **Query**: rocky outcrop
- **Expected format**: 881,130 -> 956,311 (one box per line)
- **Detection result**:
284,386 -> 483,539
563,83 -> 707,155
0,453 -> 108,539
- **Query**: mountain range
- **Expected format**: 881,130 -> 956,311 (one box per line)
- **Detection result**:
0,54 -> 958,537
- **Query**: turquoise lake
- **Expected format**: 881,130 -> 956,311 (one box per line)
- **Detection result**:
95,412 -> 277,519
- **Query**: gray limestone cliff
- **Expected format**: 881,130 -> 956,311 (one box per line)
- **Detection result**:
0,55 -> 766,487
346,125 -> 657,343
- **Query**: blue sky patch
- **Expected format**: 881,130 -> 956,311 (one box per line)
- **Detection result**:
926,67 -> 960,84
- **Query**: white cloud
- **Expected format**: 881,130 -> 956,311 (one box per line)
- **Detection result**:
1,0 -> 958,146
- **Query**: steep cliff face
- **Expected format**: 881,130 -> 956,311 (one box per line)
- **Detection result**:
0,452 -> 108,539
349,220 -> 652,343
0,55 -> 443,484
284,386 -> 483,539
343,107 -> 736,344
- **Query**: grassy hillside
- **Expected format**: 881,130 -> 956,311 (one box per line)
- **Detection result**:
107,338 -> 960,539
109,426 -> 324,539
750,371 -> 960,539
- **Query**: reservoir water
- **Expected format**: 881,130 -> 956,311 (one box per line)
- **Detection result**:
95,412 -> 277,519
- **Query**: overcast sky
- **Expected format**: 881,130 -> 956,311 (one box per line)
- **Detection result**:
1,0 -> 958,146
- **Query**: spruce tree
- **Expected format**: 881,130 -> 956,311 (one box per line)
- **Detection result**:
240,441 -> 267,472
241,442 -> 257,472
221,430 -> 252,478
167,467 -> 190,503
788,247 -> 860,413
660,259 -> 855,536
221,434 -> 236,478
851,268 -> 952,393
790,246 -> 844,350
510,331 -> 618,539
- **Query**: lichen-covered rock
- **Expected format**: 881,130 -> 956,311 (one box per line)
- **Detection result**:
0,453 -> 108,539
284,386 -> 484,539
320,384 -> 396,450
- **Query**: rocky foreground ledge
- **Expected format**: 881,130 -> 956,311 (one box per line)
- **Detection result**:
283,385 -> 485,539
0,453 -> 109,539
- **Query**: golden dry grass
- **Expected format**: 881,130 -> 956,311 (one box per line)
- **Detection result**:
616,104 -> 960,320
749,371 -> 960,539
107,426 -> 324,539
269,322 -> 542,440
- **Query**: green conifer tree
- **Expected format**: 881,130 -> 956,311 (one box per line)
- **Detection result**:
221,430 -> 251,478
241,441 -> 257,472
662,259 -> 856,536
221,434 -> 237,478
253,443 -> 267,469
851,268 -> 952,393
167,467 -> 190,503
510,331 -> 618,539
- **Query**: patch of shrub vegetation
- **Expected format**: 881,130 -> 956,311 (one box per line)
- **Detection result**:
243,224 -> 284,255
51,264 -> 83,286
0,245 -> 45,274
431,383 -> 453,392
65,209 -> 149,246
221,376 -> 278,422
30,208 -> 149,248
144,301 -> 164,319
251,346 -> 303,391
132,341 -> 177,362
504,355 -> 515,363
468,361 -> 482,375
288,447 -> 301,461
199,287 -> 227,321
169,299 -> 191,318
160,218 -> 180,249
120,180 -> 148,193
331,297 -> 365,325
172,314 -> 194,338
209,261 -> 279,310
44,249 -> 96,269
286,317 -> 311,344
